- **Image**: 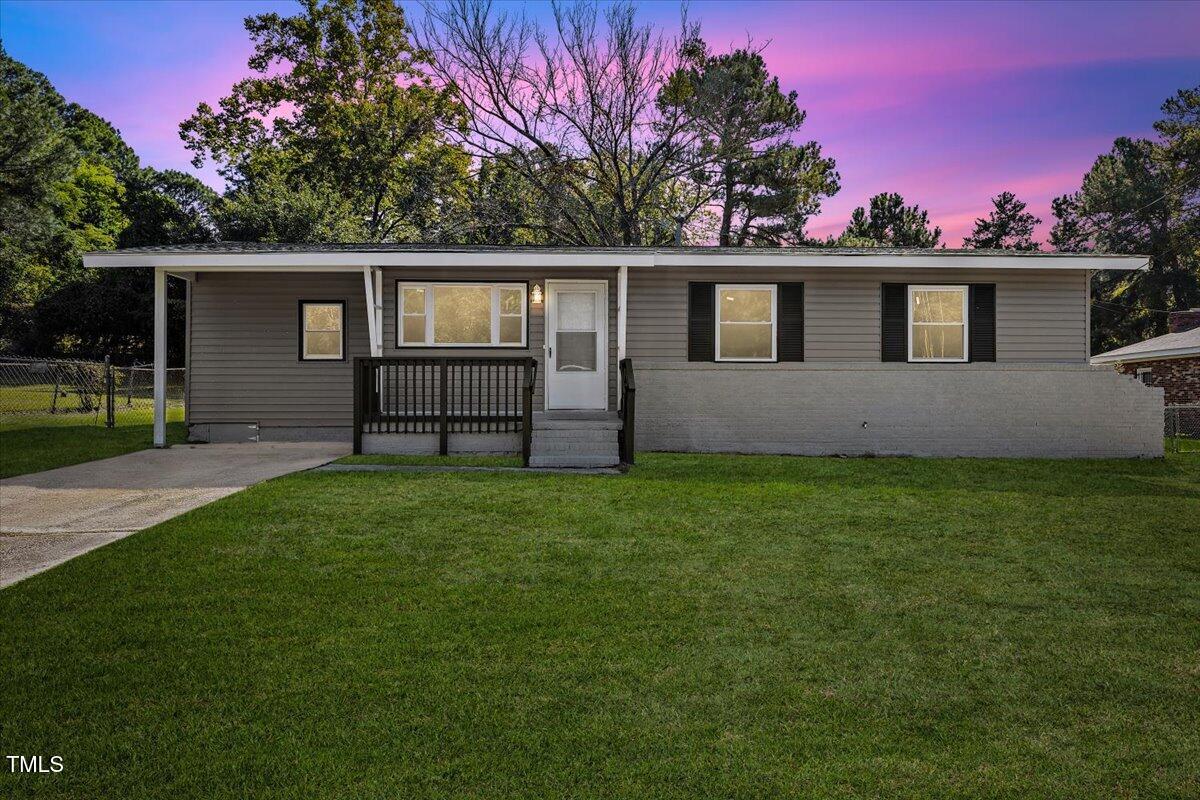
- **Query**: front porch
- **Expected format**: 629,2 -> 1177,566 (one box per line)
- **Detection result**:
353,355 -> 634,468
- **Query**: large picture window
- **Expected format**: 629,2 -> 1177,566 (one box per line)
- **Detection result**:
716,284 -> 776,361
398,282 -> 527,347
299,301 -> 345,361
908,285 -> 968,362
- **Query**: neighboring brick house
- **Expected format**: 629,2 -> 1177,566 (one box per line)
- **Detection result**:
1092,309 -> 1200,405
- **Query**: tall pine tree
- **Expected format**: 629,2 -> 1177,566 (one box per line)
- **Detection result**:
1052,85 -> 1199,353
963,191 -> 1041,250
836,192 -> 941,247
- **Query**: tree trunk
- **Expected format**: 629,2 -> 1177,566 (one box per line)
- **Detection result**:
718,163 -> 735,247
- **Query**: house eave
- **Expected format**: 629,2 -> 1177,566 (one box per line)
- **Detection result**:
1090,345 -> 1200,365
82,248 -> 1150,272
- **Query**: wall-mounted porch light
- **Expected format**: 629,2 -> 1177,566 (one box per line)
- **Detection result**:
530,283 -> 544,306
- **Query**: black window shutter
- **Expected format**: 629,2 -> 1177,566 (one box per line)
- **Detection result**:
969,283 -> 996,362
881,283 -> 908,362
778,283 -> 804,361
687,282 -> 715,362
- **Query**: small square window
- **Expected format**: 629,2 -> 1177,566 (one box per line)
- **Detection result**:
300,302 -> 344,361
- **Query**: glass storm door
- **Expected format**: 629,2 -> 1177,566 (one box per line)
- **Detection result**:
545,280 -> 607,410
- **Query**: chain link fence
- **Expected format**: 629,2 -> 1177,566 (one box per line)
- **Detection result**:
0,355 -> 184,427
1165,405 -> 1200,454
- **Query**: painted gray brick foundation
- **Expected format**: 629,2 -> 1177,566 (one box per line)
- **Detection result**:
362,432 -> 520,455
635,363 -> 1163,458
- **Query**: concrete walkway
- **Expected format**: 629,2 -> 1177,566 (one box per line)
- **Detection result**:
0,443 -> 347,587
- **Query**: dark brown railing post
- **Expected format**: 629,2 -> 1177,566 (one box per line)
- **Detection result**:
438,358 -> 449,455
352,357 -> 363,454
618,358 -> 635,465
521,357 -> 534,467
104,355 -> 115,428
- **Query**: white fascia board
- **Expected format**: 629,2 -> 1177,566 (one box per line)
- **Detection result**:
651,253 -> 1149,271
82,251 -> 656,270
1090,345 -> 1200,365
82,250 -> 1147,272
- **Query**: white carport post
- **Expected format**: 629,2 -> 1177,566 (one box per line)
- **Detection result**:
363,266 -> 383,357
616,264 -> 628,410
374,267 -> 383,354
152,266 -> 167,447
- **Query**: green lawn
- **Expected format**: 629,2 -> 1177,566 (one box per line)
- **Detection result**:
0,414 -> 186,479
2,453 -> 1197,798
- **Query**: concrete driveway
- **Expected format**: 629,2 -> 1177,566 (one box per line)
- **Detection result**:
0,443 -> 347,587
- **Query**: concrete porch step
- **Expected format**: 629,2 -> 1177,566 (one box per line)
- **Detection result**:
531,439 -> 619,456
532,428 -> 618,442
529,411 -> 622,468
532,417 -> 623,431
529,454 -> 621,468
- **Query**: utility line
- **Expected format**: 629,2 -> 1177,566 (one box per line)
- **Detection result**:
1091,299 -> 1175,315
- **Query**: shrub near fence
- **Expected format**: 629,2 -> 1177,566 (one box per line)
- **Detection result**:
0,355 -> 184,428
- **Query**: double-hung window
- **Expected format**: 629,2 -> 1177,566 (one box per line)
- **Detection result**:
716,284 -> 776,361
908,285 -> 968,362
398,282 -> 527,347
300,301 -> 345,361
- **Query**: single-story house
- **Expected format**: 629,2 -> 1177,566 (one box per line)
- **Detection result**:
1091,308 -> 1200,406
83,244 -> 1164,464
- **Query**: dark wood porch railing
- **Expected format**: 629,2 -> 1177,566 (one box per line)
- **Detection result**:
353,356 -> 537,466
618,358 -> 635,465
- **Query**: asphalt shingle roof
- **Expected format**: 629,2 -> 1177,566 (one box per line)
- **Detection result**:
1091,325 -> 1200,363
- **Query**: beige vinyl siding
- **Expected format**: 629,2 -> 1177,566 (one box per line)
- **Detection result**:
188,269 -> 618,430
627,267 -> 1087,363
189,272 -> 367,428
187,264 -> 1088,432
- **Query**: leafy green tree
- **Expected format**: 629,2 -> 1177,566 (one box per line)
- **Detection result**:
53,159 -> 128,254
215,166 -> 365,243
666,42 -> 839,246
1,50 -> 213,359
181,0 -> 469,242
120,169 -> 218,248
1052,85 -> 1199,353
460,156 -> 552,245
837,192 -> 942,247
963,191 -> 1041,250
61,103 -> 139,181
0,46 -> 76,338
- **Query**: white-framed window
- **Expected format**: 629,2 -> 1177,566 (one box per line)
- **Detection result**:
716,284 -> 776,362
397,282 -> 527,347
300,301 -> 345,361
908,285 -> 968,362
1136,367 -> 1153,386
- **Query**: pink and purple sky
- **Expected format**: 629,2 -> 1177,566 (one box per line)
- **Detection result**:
2,0 -> 1197,244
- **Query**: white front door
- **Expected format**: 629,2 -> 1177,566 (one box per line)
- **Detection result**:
545,280 -> 608,410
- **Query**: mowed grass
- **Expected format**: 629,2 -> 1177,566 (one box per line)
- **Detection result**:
0,413 -> 186,479
2,453 -> 1198,798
